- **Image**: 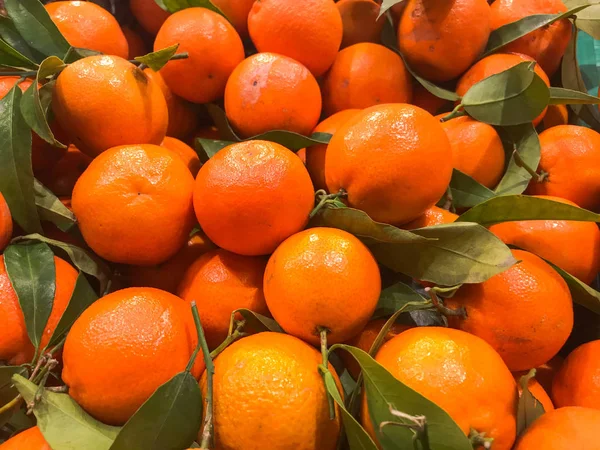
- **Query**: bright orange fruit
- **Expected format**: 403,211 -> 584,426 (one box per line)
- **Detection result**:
553,340 -> 600,409
0,427 -> 51,450
160,136 -> 201,177
0,193 -> 12,251
337,0 -> 384,48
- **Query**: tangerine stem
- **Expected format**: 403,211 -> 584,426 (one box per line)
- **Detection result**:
309,189 -> 347,219
210,322 -> 245,359
318,327 -> 336,420
425,288 -> 466,318
440,104 -> 465,122
0,396 -> 22,416
512,149 -> 546,183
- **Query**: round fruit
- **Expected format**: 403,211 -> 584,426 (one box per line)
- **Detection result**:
0,193 -> 12,251
552,340 -> 600,409
0,427 -> 50,450
337,0 -> 384,48
177,249 -> 269,350
305,109 -> 361,190
154,8 -> 244,104
122,26 -> 148,59
247,0 -> 343,77
72,144 -> 195,266
526,125 -> 600,212
0,255 -> 77,366
325,103 -> 453,225
129,0 -> 170,35
212,0 -> 256,37
445,250 -> 574,371
322,43 -> 412,116
490,0 -> 572,76
489,196 -> 600,284
161,136 -> 201,176
52,55 -> 168,157
397,0 -> 491,82
514,407 -> 600,450
543,104 -> 569,129
264,227 -> 381,345
46,1 -> 129,59
515,374 -> 555,413
362,327 -> 517,449
437,115 -> 505,189
412,83 -> 451,115
193,140 -> 314,256
62,287 -> 204,425
201,332 -> 341,450
224,53 -> 322,138
402,206 -> 458,230
42,144 -> 92,197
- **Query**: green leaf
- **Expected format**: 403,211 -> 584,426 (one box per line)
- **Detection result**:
34,179 -> 76,232
0,366 -> 28,427
374,281 -> 432,318
233,308 -> 284,333
194,138 -> 234,162
448,169 -> 495,209
0,16 -> 45,64
484,5 -> 592,56
134,44 -> 179,72
551,264 -> 600,315
571,3 -> 600,39
0,38 -> 38,69
47,272 -> 98,348
336,346 -> 473,450
4,0 -> 71,59
110,372 -> 202,450
0,85 -> 41,233
494,124 -> 541,196
4,242 -> 56,349
13,374 -> 120,450
63,47 -> 102,64
462,62 -> 550,126
204,103 -> 240,142
516,369 -> 546,437
162,0 -> 226,17
549,86 -> 600,104
246,131 -> 332,151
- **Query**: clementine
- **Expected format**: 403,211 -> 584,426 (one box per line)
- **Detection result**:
0,427 -> 50,450
542,104 -> 569,129
337,0 -> 384,48
402,206 -> 458,229
211,0 -> 256,37
161,136 -> 201,177
42,144 -> 92,197
0,193 -> 12,251
515,374 -> 555,412
553,340 -> 600,409
122,26 -> 149,59
412,83 -> 452,115
129,0 -> 170,35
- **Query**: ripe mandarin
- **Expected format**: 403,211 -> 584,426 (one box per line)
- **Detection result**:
129,0 -> 170,35
553,340 -> 600,409
161,136 -> 201,176
402,206 -> 458,230
0,427 -> 50,450
0,193 -> 12,251
337,0 -> 384,48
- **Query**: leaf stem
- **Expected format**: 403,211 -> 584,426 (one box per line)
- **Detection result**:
129,52 -> 189,66
425,288 -> 466,318
309,189 -> 347,219
512,149 -> 547,183
440,104 -> 465,122
210,321 -> 246,359
469,428 -> 494,449
0,396 -> 22,416
318,327 -> 336,420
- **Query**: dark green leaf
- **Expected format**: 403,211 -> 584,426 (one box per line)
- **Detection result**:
463,62 -> 550,126
34,179 -> 76,232
204,103 -> 240,142
4,242 -> 56,349
0,366 -> 28,427
0,85 -> 41,233
4,0 -> 71,59
516,369 -> 546,437
110,372 -> 202,450
0,38 -> 38,69
0,16 -> 45,64
162,0 -> 226,17
448,169 -> 495,209
234,308 -> 284,333
551,264 -> 600,315
374,281 -> 432,318
63,47 -> 102,64
134,44 -> 179,72
246,131 -> 332,151
494,124 -> 541,196
195,138 -> 234,162
549,86 -> 600,104
47,272 -> 98,348
13,374 -> 120,450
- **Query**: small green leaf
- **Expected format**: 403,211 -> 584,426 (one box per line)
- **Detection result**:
134,44 -> 179,72
448,169 -> 495,209
110,372 -> 202,450
378,0 -> 403,18
233,308 -> 284,333
63,47 -> 102,64
4,0 -> 71,59
549,86 -> 600,104
516,369 -> 546,437
551,264 -> 600,315
13,374 -> 120,450
0,15 -> 45,64
162,0 -> 226,17
246,131 -> 332,151
4,242 -> 56,349
194,138 -> 234,162
0,38 -> 38,69
34,179 -> 76,232
374,281 -> 432,318
0,366 -> 28,427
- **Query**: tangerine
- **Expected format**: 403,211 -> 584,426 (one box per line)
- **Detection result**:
402,206 -> 458,229
129,0 -> 170,35
337,0 -> 384,48
0,427 -> 50,450
161,136 -> 201,176
0,193 -> 12,251
553,340 -> 600,409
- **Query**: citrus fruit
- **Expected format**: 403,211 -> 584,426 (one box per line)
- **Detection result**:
552,340 -> 600,409
264,227 -> 381,345
513,356 -> 563,398
62,287 -> 204,425
52,55 -> 168,157
515,374 -> 555,412
161,136 -> 201,176
224,53 -> 322,138
402,206 -> 458,229
0,427 -> 50,450
0,254 -> 77,366
397,0 -> 491,82
129,0 -> 170,35
193,140 -> 314,256
445,250 -> 574,371
211,0 -> 256,37
543,104 -> 569,129
122,26 -> 148,59
489,195 -> 600,284
325,103 -> 453,225
178,249 -> 269,350
154,7 -> 244,104
42,144 -> 92,197
45,1 -> 129,58
305,109 -> 361,190
514,406 -> 600,450
247,0 -> 343,77
321,43 -> 412,116
201,332 -> 342,450
362,327 -> 517,449
526,125 -> 600,212
412,83 -> 451,115
72,144 -> 195,266
337,0 -> 384,48
0,193 -> 12,251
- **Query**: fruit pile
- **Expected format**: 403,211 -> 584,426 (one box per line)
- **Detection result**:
1,0 -> 600,449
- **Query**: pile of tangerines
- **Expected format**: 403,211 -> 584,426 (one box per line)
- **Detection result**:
2,0 -> 600,449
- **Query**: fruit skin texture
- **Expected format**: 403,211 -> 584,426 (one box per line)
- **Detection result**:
397,0 -> 491,82
129,0 -> 170,35
543,104 -> 569,129
325,103 -> 453,225
337,0 -> 384,48
402,206 -> 458,230
552,340 -> 600,409
211,0 -> 255,37
445,250 -> 574,371
305,109 -> 361,191
264,227 -> 381,345
201,332 -> 341,450
154,8 -> 244,104
490,0 -> 572,76
0,255 -> 77,366
62,287 -> 204,426
52,55 -> 168,157
177,249 -> 269,350
362,327 -> 517,450
489,196 -> 600,284
0,193 -> 12,251
72,144 -> 195,266
0,426 -> 50,450
247,0 -> 343,77
514,406 -> 600,450
45,1 -> 129,59
527,125 -> 600,212
321,43 -> 412,116
194,140 -> 314,256
437,115 -> 505,189
224,53 -> 322,139
161,136 -> 201,176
